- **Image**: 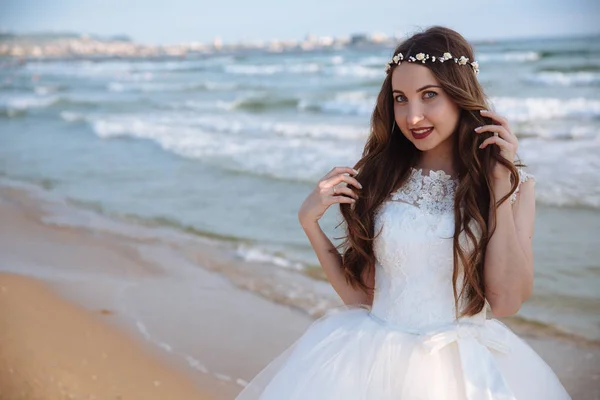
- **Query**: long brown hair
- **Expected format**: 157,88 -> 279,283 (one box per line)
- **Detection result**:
337,26 -> 521,318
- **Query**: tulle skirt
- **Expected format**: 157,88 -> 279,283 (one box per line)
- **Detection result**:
236,305 -> 570,400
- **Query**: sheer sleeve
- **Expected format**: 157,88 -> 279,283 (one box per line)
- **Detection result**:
510,168 -> 535,205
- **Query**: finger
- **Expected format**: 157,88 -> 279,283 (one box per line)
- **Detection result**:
480,110 -> 509,129
332,185 -> 359,199
479,136 -> 513,150
326,194 -> 355,206
480,110 -> 515,138
474,125 -> 516,144
323,166 -> 359,180
323,173 -> 363,190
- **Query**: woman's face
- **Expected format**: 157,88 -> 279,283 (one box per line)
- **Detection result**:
391,63 -> 460,153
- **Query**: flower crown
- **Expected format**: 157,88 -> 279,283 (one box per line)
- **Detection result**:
385,51 -> 479,75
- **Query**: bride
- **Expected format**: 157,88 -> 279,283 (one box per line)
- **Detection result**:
236,26 -> 571,400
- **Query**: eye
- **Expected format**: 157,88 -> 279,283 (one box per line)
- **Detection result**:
423,91 -> 438,100
394,94 -> 407,103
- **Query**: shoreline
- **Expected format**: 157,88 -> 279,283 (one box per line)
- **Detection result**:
4,175 -> 598,346
0,180 -> 599,399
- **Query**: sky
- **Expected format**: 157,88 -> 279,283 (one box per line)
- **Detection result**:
1,0 -> 599,45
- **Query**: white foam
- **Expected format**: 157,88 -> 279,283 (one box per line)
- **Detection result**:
235,245 -> 305,270
332,64 -> 380,78
60,111 -> 86,122
0,94 -> 58,110
490,96 -> 600,122
287,63 -> 320,73
330,55 -> 344,65
224,64 -> 284,75
185,355 -> 209,374
25,60 -> 132,78
87,113 -> 362,181
107,80 -> 230,93
299,91 -> 376,116
357,56 -> 386,67
107,82 -> 125,92
34,85 -> 63,95
526,71 -> 600,86
224,62 -> 321,75
23,58 -> 213,78
266,121 -> 366,140
477,51 -> 540,63
175,111 -> 368,140
214,373 -> 233,382
519,138 -> 600,208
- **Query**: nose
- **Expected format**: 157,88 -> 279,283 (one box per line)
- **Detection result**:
407,103 -> 425,127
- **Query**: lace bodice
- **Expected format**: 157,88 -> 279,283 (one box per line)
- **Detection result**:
370,167 -> 534,333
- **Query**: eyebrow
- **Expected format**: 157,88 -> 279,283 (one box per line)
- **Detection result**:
392,84 -> 441,94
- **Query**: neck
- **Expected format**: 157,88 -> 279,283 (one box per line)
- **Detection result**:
414,140 -> 456,176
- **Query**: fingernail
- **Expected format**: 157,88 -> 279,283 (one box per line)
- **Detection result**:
480,110 -> 488,114
352,168 -> 359,175
474,126 -> 482,132
479,144 -> 484,149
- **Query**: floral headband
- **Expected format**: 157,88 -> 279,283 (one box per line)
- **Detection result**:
385,52 -> 479,75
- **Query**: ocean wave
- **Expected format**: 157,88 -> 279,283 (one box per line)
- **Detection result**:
86,113 -> 361,182
60,111 -> 87,123
330,64 -> 381,78
224,63 -> 320,75
200,114 -> 365,140
477,51 -> 540,63
87,111 -> 367,141
330,55 -> 344,65
33,84 -> 70,95
106,80 -> 239,93
518,137 -> 600,209
22,58 -> 219,78
539,48 -> 600,59
217,96 -> 300,112
86,111 -> 600,209
265,121 -> 366,140
299,91 -> 376,116
540,65 -> 600,73
0,92 -> 159,115
191,114 -> 367,140
490,96 -> 600,122
24,60 -> 133,78
356,56 -> 386,67
235,245 -> 305,270
525,71 -> 600,86
0,94 -> 59,116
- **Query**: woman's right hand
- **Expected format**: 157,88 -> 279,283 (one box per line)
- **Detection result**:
298,166 -> 362,227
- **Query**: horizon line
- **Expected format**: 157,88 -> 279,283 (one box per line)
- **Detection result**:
1,28 -> 599,47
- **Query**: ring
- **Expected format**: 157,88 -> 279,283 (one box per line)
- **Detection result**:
333,186 -> 337,194
493,132 -> 499,137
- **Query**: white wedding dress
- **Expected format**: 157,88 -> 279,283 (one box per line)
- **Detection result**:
236,167 -> 571,400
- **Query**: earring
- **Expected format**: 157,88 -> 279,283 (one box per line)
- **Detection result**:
391,121 -> 396,134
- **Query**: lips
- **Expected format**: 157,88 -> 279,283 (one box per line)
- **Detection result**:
410,127 -> 434,140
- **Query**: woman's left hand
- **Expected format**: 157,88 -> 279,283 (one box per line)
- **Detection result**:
475,109 -> 518,181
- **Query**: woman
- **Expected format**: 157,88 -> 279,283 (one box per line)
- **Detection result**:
236,26 -> 570,400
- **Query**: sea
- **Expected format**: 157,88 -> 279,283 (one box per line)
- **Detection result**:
1,33 -> 599,342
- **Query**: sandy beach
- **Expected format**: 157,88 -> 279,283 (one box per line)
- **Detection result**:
0,181 -> 598,400
0,272 -> 211,400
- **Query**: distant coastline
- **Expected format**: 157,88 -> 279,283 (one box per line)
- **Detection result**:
0,31 -> 393,60
2,30 -> 598,60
